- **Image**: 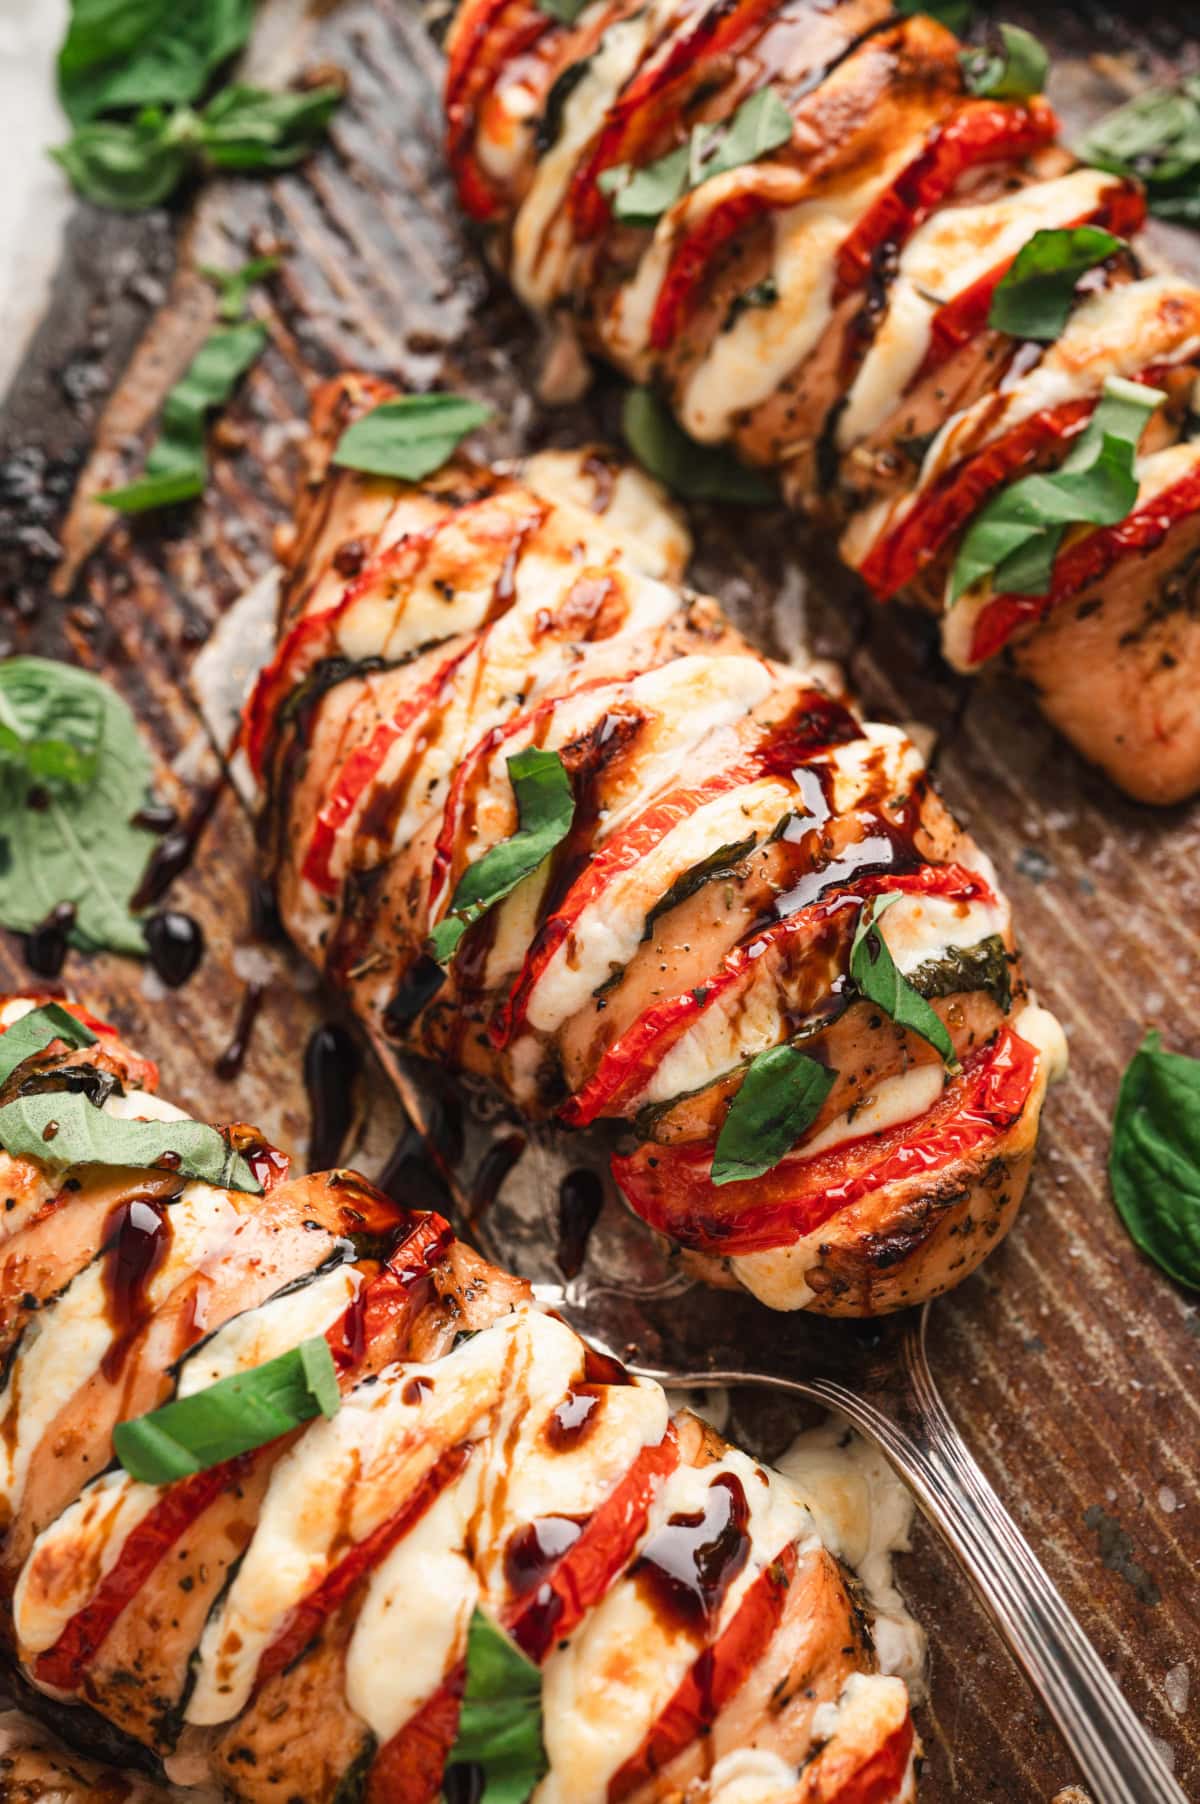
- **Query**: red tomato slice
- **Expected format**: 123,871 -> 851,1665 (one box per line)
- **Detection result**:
611,1020 -> 1039,1256
650,190 -> 768,352
505,1427 -> 680,1662
446,0 -> 553,223
607,1542 -> 799,1801
561,862 -> 992,1127
367,1668 -> 466,1804
968,455 -> 1200,666
833,1716 -> 916,1804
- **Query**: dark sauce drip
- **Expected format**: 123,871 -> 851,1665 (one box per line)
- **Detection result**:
504,1515 -> 585,1598
249,877 -> 284,944
556,1167 -> 604,1280
547,1385 -> 603,1451
468,1132 -> 526,1224
533,710 -> 647,934
131,767 -> 230,911
443,1764 -> 485,1804
402,1375 -> 435,1406
144,911 -> 205,988
100,1197 -> 171,1382
243,1140 -> 290,1192
130,802 -> 178,835
214,981 -> 267,1082
16,1064 -> 121,1108
377,1118 -> 456,1219
754,694 -> 861,778
582,1341 -> 632,1388
303,1023 -> 361,1173
382,954 -> 448,1038
632,1472 -> 751,1635
24,901 -> 76,978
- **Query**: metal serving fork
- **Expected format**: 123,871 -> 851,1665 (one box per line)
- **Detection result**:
373,1039 -> 1186,1804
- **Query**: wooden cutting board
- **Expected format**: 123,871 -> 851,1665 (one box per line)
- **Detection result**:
0,3 -> 1197,1797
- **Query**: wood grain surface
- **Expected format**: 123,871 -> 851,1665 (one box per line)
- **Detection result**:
0,3 -> 1197,1798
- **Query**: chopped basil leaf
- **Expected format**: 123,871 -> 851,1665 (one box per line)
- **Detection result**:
199,253 -> 282,322
988,226 -> 1123,343
1080,75 -> 1200,226
0,1091 -> 263,1193
99,319 -> 267,511
1110,1033 -> 1200,1290
52,83 -> 342,212
711,1044 -> 836,1186
0,657 -> 104,793
0,1006 -> 98,1089
895,0 -> 972,34
448,1609 -> 547,1804
429,748 -> 574,963
537,0 -> 590,19
642,834 -> 757,941
959,24 -> 1047,102
0,660 -> 159,956
332,393 -> 492,483
906,933 -> 1012,1015
57,0 -> 255,127
600,86 -> 791,226
623,388 -> 778,505
949,374 -> 1164,603
849,894 -> 958,1069
114,1335 -> 339,1483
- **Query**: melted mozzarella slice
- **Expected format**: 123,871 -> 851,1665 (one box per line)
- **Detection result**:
14,1468 -> 162,1658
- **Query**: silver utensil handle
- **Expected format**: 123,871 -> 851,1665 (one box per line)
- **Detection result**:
817,1319 -> 1184,1804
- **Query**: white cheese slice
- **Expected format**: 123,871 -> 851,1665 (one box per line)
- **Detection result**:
14,1467 -> 162,1657
175,1264 -> 360,1398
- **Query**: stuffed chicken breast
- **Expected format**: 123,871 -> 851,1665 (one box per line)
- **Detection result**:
444,0 -> 1200,803
0,993 -> 917,1803
251,375 -> 1065,1316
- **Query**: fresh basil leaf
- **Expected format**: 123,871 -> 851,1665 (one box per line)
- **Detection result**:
850,893 -> 959,1069
623,387 -> 778,505
449,1609 -> 547,1804
711,1044 -> 836,1186
601,85 -> 791,227
1080,77 -> 1200,225
949,375 -> 1164,602
199,253 -> 282,322
536,0 -> 590,21
332,393 -> 493,483
114,1334 -> 339,1483
1110,1033 -> 1200,1291
0,1006 -> 98,1089
960,23 -> 1047,102
895,0 -> 972,34
99,318 -> 266,511
428,748 -> 574,963
198,82 -> 343,172
643,834 -> 757,942
0,658 -> 104,793
988,226 -> 1122,343
906,932 -> 1012,1014
51,106 -> 198,210
58,0 -> 255,126
0,659 -> 158,956
0,1090 -> 263,1193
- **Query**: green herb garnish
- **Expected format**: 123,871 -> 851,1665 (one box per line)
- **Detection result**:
536,0 -> 591,21
0,1006 -> 98,1089
0,1091 -> 263,1192
599,86 -> 792,226
332,394 -> 493,484
642,834 -> 757,941
429,749 -> 574,964
987,226 -> 1123,343
446,1610 -> 548,1804
1080,76 -> 1200,225
849,894 -> 959,1069
57,0 -> 255,126
114,1336 -> 339,1483
949,375 -> 1164,603
960,24 -> 1047,102
711,1044 -> 836,1186
622,388 -> 778,505
200,253 -> 282,322
1109,1033 -> 1200,1290
0,659 -> 158,957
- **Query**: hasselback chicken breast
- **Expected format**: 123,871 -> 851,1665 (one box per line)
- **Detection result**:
444,0 -> 1200,803
252,374 -> 1065,1316
0,993 -> 919,1803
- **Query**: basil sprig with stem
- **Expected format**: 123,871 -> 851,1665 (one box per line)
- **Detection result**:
987,226 -> 1123,344
849,894 -> 959,1070
332,394 -> 493,483
0,1092 -> 263,1194
949,375 -> 1164,603
57,0 -> 255,127
623,388 -> 778,505
1109,1033 -> 1200,1291
114,1337 -> 340,1484
1080,75 -> 1200,226
428,749 -> 575,964
0,1005 -> 98,1088
711,1044 -> 836,1186
445,1609 -> 548,1804
598,86 -> 793,226
959,24 -> 1047,102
